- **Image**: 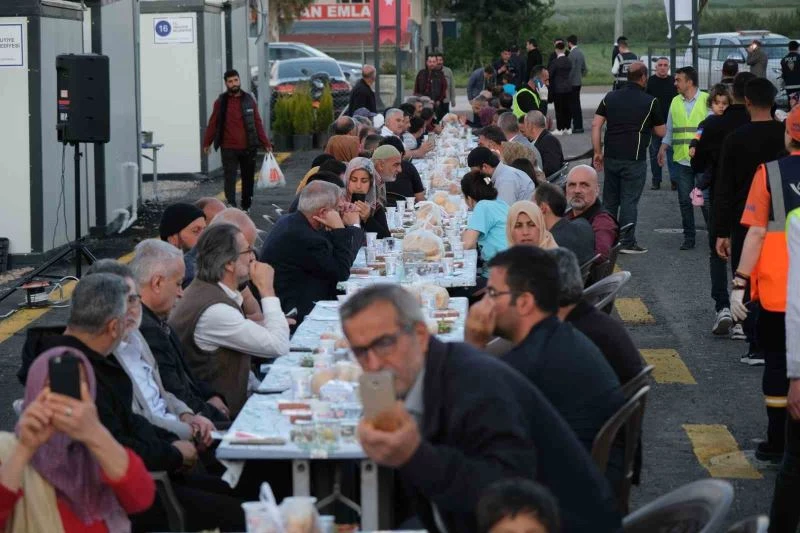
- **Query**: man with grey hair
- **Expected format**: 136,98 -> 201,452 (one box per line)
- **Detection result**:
525,110 -> 564,177
347,64 -> 377,115
497,111 -> 533,149
381,108 -> 432,159
550,247 -> 644,384
260,180 -> 362,323
342,283 -> 622,533
171,223 -> 290,417
565,165 -> 619,262
134,239 -> 232,423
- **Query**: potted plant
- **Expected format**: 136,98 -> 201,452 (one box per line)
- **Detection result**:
314,83 -> 334,149
271,95 -> 293,151
291,84 -> 314,151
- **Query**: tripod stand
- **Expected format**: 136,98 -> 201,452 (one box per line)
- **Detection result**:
0,143 -> 96,305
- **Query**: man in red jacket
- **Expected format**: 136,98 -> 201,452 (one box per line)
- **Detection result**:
202,70 -> 271,212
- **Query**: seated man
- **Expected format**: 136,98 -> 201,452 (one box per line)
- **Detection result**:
170,223 -> 290,417
133,239 -> 231,422
477,479 -> 561,533
534,182 -> 596,265
86,259 -> 216,443
378,136 -> 426,206
565,165 -> 619,262
194,197 -> 226,223
551,247 -> 645,384
466,246 -> 624,454
478,125 -> 508,154
260,181 -> 363,323
468,146 -> 535,206
342,284 -> 621,533
525,110 -> 564,177
380,107 -> 432,160
21,273 -> 246,532
159,202 -> 207,288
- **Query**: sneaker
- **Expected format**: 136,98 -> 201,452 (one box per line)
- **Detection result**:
755,441 -> 784,463
712,308 -> 733,335
680,240 -> 695,250
740,351 -> 765,366
619,244 -> 648,254
730,323 -> 746,340
564,128 -> 572,135
552,129 -> 563,136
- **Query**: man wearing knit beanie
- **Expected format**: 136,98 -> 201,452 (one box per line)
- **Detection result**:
160,203 -> 207,287
371,144 -> 402,205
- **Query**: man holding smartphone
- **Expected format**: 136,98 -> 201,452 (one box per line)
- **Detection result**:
340,284 -> 621,533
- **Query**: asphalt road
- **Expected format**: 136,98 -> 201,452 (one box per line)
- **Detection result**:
0,124 -> 779,526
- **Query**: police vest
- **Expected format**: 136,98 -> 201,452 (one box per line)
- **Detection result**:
782,52 -> 800,92
512,87 -> 541,119
614,52 -> 638,82
668,91 -> 709,162
753,156 -> 800,312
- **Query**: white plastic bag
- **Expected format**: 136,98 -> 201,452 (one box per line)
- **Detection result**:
257,152 -> 286,190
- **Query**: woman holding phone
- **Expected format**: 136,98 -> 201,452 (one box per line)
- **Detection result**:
0,347 -> 155,532
344,157 -> 390,239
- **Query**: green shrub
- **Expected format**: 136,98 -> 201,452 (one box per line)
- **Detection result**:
272,95 -> 293,136
315,84 -> 334,134
291,84 -> 314,135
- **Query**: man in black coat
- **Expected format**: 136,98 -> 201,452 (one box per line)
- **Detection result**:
260,180 -> 363,324
548,41 -> 573,132
525,38 -> 543,81
524,110 -> 564,177
342,284 -> 621,533
346,65 -> 377,115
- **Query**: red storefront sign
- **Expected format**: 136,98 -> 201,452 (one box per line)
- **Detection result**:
299,4 -> 371,20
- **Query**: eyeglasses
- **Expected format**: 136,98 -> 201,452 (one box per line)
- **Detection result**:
350,330 -> 408,360
486,287 -> 514,299
127,293 -> 142,304
239,248 -> 256,257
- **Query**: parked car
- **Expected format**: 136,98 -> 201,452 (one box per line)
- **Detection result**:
642,31 -> 789,90
250,41 -> 362,83
266,57 -> 351,116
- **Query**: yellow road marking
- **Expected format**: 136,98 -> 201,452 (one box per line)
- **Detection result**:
683,424 -> 763,479
640,349 -> 697,384
615,297 -> 655,324
215,152 -> 291,200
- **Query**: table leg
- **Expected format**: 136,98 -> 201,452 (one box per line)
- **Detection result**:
152,148 -> 159,202
292,459 -> 310,496
360,459 -> 378,530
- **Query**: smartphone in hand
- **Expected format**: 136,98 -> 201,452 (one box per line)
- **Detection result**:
49,355 -> 81,399
359,371 -> 399,431
350,193 -> 367,203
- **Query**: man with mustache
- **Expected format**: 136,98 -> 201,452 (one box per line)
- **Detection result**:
202,69 -> 271,212
565,165 -> 619,262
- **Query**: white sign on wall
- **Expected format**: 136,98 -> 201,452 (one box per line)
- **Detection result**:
0,24 -> 24,68
153,17 -> 195,44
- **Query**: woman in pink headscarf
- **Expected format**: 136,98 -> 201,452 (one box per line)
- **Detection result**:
0,347 -> 155,533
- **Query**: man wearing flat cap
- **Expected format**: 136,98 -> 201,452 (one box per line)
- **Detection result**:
160,203 -> 206,288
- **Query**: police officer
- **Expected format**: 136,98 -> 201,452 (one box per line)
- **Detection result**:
513,66 -> 548,119
592,62 -> 666,254
731,106 -> 800,469
782,40 -> 800,100
611,37 -> 637,90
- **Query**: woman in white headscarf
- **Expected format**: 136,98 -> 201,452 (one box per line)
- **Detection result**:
343,157 -> 390,239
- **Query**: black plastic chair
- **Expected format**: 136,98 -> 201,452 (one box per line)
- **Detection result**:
592,386 -> 650,514
582,270 -> 631,314
726,516 -> 769,533
621,365 -> 655,400
622,479 -> 735,533
152,471 -> 186,531
580,253 -> 602,284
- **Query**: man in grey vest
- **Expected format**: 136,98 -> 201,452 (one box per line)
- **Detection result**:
202,69 -> 271,212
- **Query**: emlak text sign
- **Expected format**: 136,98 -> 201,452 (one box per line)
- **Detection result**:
299,4 -> 371,20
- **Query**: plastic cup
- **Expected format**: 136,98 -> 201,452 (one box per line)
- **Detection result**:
442,257 -> 454,276
365,232 -> 378,248
242,502 -> 280,533
385,255 -> 398,277
290,368 -> 312,400
451,241 -> 465,260
406,196 -> 416,207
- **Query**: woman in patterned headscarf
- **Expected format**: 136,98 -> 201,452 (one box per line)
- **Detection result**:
343,157 -> 390,239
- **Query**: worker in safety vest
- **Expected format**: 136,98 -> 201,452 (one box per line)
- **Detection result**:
769,106 -> 800,529
658,66 -> 709,251
513,66 -> 547,119
732,106 -> 800,470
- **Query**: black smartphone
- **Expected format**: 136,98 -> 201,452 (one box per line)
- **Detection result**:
351,193 -> 367,203
49,355 -> 80,399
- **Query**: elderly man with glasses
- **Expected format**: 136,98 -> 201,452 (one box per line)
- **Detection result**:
341,284 -> 621,533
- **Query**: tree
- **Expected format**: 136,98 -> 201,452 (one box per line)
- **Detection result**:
429,0 -> 448,53
263,0 -> 316,41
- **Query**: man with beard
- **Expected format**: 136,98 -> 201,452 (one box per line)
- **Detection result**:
566,165 -> 619,262
202,69 -> 271,212
160,202 -> 207,288
171,224 -> 290,417
414,55 -> 448,120
378,136 -> 425,206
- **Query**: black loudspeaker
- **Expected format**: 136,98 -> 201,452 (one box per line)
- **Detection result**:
56,54 -> 110,144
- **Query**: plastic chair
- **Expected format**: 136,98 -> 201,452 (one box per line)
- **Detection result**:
726,516 -> 769,533
588,240 -> 625,284
151,471 -> 186,531
622,479 -> 734,533
545,162 -> 570,187
621,365 -> 654,400
580,253 -> 601,284
592,386 -> 650,514
582,271 -> 632,314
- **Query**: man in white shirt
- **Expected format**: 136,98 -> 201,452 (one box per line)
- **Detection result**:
170,223 -> 290,417
380,108 -> 432,159
468,146 -> 535,205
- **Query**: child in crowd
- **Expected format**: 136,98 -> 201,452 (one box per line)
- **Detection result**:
477,478 -> 561,533
689,84 -> 731,207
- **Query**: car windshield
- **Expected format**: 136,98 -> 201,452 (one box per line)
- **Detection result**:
762,38 -> 789,60
278,60 -> 341,79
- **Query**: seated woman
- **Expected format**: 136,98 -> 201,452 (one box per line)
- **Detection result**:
0,347 -> 155,532
507,200 -> 558,250
344,157 -> 390,239
461,171 -> 509,278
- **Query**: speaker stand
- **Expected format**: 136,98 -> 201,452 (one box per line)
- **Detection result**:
0,144 -> 96,305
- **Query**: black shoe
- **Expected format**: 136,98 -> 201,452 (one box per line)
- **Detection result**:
572,129 -> 585,134
680,240 -> 695,250
619,244 -> 648,254
739,351 -> 765,366
671,182 -> 678,191
755,441 -> 784,463
651,183 -> 661,190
